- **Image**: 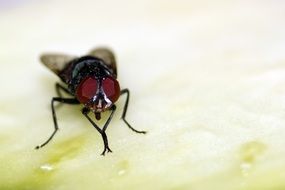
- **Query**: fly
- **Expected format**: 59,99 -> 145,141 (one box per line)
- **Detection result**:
35,48 -> 146,155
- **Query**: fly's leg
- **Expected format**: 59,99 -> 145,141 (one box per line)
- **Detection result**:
55,83 -> 73,97
35,97 -> 79,149
55,83 -> 74,108
120,89 -> 147,134
82,105 -> 116,155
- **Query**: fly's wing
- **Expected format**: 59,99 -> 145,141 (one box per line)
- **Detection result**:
40,53 -> 76,75
88,48 -> 117,77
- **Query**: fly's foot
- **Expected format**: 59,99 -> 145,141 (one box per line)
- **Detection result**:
101,146 -> 112,156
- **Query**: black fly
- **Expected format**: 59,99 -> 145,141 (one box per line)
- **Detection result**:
36,48 -> 146,155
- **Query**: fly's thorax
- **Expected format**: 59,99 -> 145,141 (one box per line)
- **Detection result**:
59,56 -> 115,94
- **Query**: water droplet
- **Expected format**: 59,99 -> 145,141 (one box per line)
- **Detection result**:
240,162 -> 252,177
118,169 -> 126,176
116,160 -> 129,177
40,164 -> 53,172
239,141 -> 266,177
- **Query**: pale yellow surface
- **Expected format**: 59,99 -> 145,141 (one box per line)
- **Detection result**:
0,0 -> 285,190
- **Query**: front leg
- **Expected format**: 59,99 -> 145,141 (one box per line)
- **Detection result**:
82,105 -> 116,155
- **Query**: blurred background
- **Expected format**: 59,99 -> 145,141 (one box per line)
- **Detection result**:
1,0 -> 285,190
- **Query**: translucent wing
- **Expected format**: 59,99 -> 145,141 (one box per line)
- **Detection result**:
88,47 -> 117,77
40,53 -> 76,75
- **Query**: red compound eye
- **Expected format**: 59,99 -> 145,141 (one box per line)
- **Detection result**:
76,77 -> 98,104
102,77 -> 120,103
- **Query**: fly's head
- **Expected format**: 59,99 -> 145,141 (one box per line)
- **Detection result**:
75,75 -> 120,117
